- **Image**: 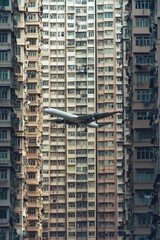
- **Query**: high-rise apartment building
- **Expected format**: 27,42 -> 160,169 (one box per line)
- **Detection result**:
0,0 -> 43,239
123,0 -> 160,240
42,0 -> 124,239
24,0 -> 43,239
0,1 -> 20,239
1,1 -> 160,240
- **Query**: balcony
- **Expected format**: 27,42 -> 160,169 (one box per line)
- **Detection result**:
27,178 -> 39,185
0,218 -> 10,227
0,179 -> 9,187
0,16 -> 12,30
134,205 -> 152,213
134,181 -> 153,190
0,139 -> 12,147
133,160 -> 153,169
132,101 -> 152,110
0,99 -> 12,107
132,45 -> 150,53
133,140 -> 153,148
133,120 -> 150,128
27,191 -> 40,197
134,226 -> 150,235
27,88 -> 41,95
0,159 -> 10,166
0,198 -> 11,207
133,27 -> 149,35
134,9 -> 150,16
27,214 -> 38,221
0,78 -> 13,87
26,225 -> 38,232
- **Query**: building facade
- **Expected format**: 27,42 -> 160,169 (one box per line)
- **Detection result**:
42,0 -> 124,239
0,0 -> 20,239
123,0 -> 160,240
1,0 -> 160,240
0,0 -> 43,239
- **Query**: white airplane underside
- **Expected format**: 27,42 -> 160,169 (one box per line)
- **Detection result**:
44,108 -> 122,128
50,118 -> 101,128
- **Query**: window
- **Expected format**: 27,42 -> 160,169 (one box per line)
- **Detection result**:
136,235 -> 150,240
28,38 -> 36,45
76,232 -> 87,238
15,29 -> 21,38
28,185 -> 36,191
15,46 -> 20,56
28,62 -> 36,68
0,13 -> 9,23
135,36 -> 151,46
28,116 -> 36,122
68,193 -> 75,198
136,170 -> 154,181
136,90 -> 150,101
28,208 -> 36,214
0,169 -> 7,179
0,209 -> 7,219
28,127 -> 36,133
27,13 -> 36,20
0,51 -> 8,61
28,197 -> 37,202
135,73 -> 150,85
135,129 -> 152,140
136,213 -> 151,226
29,95 -> 36,101
136,111 -> 149,120
137,147 -> 153,159
27,26 -> 37,33
28,51 -> 37,56
28,232 -> 36,238
0,188 -> 7,200
0,110 -> 8,120
0,33 -> 8,43
105,12 -> 113,18
0,150 -> 7,159
28,172 -> 36,178
136,191 -> 153,206
135,1 -> 150,9
28,1 -> 36,7
68,232 -> 75,237
135,54 -> 152,64
28,220 -> 36,226
27,83 -> 36,89
0,0 -> 9,6
27,71 -> 36,78
136,17 -> 150,27
0,129 -> 7,139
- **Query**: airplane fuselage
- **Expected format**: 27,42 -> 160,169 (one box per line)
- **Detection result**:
44,107 -> 121,128
45,108 -> 78,121
45,108 -> 99,128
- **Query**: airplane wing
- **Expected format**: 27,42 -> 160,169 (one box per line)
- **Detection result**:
98,122 -> 113,128
77,110 -> 122,123
44,108 -> 122,125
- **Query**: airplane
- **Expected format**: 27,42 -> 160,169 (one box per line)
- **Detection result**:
44,108 -> 122,128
